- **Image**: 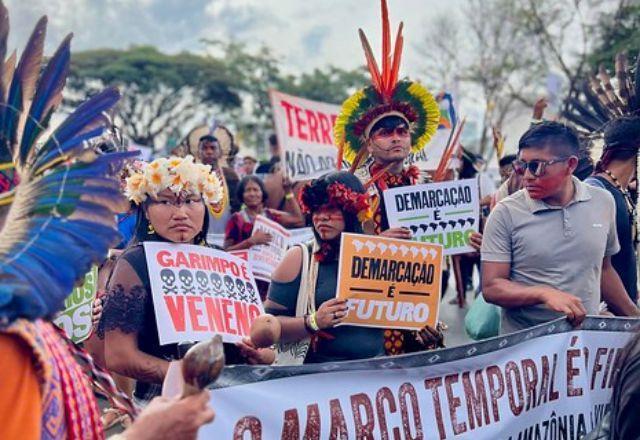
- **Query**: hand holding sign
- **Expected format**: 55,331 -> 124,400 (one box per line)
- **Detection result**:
250,230 -> 273,246
316,298 -> 349,329
336,234 -> 443,330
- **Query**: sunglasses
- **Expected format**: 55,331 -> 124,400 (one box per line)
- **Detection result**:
512,158 -> 570,177
372,125 -> 411,139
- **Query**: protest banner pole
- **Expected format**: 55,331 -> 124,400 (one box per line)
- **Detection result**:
268,88 -> 290,180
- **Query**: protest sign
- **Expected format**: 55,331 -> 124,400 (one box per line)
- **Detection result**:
384,178 -> 480,255
287,227 -> 315,248
201,317 -> 638,439
144,242 -> 263,345
54,266 -> 98,343
249,215 -> 291,281
206,233 -> 225,248
407,92 -> 458,170
270,89 -> 341,181
336,233 -> 443,330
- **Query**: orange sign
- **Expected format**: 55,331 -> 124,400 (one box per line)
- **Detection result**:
336,233 -> 443,330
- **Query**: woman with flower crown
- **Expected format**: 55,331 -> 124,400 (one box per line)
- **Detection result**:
99,156 -> 273,404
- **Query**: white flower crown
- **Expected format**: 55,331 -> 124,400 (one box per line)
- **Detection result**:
125,155 -> 223,205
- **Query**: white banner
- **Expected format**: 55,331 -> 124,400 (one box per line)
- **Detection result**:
383,178 -> 480,255
270,90 -> 341,181
250,215 -> 291,281
144,242 -> 263,345
201,317 -> 638,439
407,92 -> 458,171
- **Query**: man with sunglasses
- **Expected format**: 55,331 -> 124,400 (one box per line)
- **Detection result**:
481,121 -> 639,334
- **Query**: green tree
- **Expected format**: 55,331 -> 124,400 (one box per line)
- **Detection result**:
204,40 -> 366,156
67,46 -> 242,150
588,2 -> 640,70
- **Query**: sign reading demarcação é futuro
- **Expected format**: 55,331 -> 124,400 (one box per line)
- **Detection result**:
383,178 -> 480,255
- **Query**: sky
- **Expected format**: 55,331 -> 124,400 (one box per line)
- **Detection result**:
7,0 -> 461,78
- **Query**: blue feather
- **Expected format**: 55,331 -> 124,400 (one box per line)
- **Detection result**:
19,34 -> 71,166
32,126 -> 104,171
41,87 -> 120,155
2,16 -> 46,153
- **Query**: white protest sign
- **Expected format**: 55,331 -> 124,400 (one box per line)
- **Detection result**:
286,227 -> 315,248
201,317 -> 638,439
250,215 -> 290,281
144,242 -> 263,345
383,178 -> 480,255
407,92 -> 458,170
54,266 -> 98,343
270,89 -> 341,181
206,233 -> 225,248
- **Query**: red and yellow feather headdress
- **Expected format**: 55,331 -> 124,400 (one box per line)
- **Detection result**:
335,0 -> 440,170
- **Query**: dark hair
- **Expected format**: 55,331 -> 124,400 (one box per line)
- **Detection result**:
599,116 -> 640,167
268,134 -> 278,147
301,171 -> 366,235
499,154 -> 517,168
459,147 -> 478,179
199,135 -> 218,145
370,115 -> 409,134
518,121 -> 580,157
237,175 -> 268,204
129,201 -> 209,246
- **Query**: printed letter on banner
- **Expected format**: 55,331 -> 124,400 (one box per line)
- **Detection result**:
336,233 -> 443,330
249,215 -> 291,282
144,242 -> 263,345
200,317 -> 639,439
269,89 -> 341,181
383,178 -> 480,255
54,266 -> 98,343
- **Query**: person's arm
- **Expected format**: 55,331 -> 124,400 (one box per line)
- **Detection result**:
601,257 -> 640,316
223,231 -> 271,251
277,175 -> 305,227
102,258 -> 169,384
264,247 -> 347,343
481,204 -> 586,325
223,214 -> 272,251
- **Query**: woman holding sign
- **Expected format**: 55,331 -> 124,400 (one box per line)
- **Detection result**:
100,156 -> 273,403
223,175 -> 303,251
265,172 -> 444,363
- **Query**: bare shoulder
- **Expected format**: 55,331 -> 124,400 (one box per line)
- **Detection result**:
271,246 -> 303,283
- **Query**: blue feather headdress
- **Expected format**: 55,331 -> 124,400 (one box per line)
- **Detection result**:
0,2 -> 134,324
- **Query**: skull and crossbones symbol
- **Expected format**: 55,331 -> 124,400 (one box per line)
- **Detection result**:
195,271 -> 210,296
160,269 -> 178,295
210,273 -> 223,296
178,269 -> 195,295
235,278 -> 249,302
246,282 -> 259,304
223,275 -> 237,299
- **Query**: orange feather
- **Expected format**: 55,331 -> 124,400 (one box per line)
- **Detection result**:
359,29 -> 382,93
381,0 -> 391,96
389,23 -> 404,92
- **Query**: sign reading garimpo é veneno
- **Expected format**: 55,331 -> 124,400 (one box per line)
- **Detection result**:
384,178 -> 480,255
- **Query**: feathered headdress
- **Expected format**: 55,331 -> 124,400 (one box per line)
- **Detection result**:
562,51 -> 640,136
0,3 -> 134,323
334,0 -> 440,171
299,171 -> 372,223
